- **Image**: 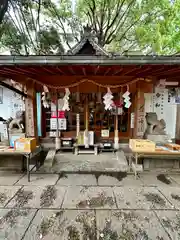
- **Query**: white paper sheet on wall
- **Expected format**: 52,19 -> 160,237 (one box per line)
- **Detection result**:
154,88 -> 165,119
130,113 -> 135,128
153,87 -> 177,139
144,93 -> 153,113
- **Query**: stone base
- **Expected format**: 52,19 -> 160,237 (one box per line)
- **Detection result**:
55,137 -> 60,150
144,158 -> 180,170
146,134 -> 169,144
114,137 -> 119,149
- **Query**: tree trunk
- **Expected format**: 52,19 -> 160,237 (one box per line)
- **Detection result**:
0,0 -> 9,24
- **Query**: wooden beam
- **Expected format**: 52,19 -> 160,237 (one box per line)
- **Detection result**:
122,66 -> 141,76
112,68 -> 123,75
3,67 -> 24,75
68,66 -> 76,75
134,67 -> 152,76
0,81 -> 27,97
29,67 -> 42,75
56,66 -> 65,75
149,67 -> 165,75
94,65 -> 100,75
15,67 -> 36,75
156,67 -> 180,76
41,67 -> 54,75
104,68 -> 111,76
82,67 -> 86,76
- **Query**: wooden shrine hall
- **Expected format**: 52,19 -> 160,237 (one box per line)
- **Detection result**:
1,27 -> 180,154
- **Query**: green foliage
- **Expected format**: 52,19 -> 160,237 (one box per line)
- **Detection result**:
0,0 -> 179,55
0,0 -> 67,54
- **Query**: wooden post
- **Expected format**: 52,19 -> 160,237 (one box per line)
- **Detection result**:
84,97 -> 89,148
134,82 -> 145,139
133,86 -> 138,138
25,81 -> 37,139
114,108 -> 119,149
55,92 -> 60,150
76,113 -> 80,137
85,100 -> 88,130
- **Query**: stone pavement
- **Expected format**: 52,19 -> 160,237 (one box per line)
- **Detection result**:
1,172 -> 180,239
48,151 -> 129,173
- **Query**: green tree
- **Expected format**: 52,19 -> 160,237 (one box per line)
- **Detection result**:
0,0 -> 179,55
135,0 -> 180,54
0,0 -> 66,54
76,0 -> 176,54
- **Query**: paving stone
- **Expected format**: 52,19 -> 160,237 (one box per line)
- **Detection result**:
0,172 -> 24,185
0,208 -> 36,240
98,175 -> 122,186
15,174 -> 59,186
56,174 -> 97,186
53,152 -> 127,173
23,209 -> 96,240
7,185 -> 66,209
96,210 -> 170,239
120,175 -> 143,185
155,210 -> 180,239
158,187 -> 180,209
63,186 -> 116,209
0,186 -> 21,207
169,174 -> 180,186
114,186 -> 173,210
98,174 -> 143,186
139,173 -> 178,187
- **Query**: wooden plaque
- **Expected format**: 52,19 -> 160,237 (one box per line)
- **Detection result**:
25,97 -> 35,137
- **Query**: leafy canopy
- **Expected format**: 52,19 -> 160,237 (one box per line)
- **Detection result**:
0,0 -> 179,55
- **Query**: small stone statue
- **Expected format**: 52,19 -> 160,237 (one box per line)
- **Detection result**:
143,112 -> 166,139
7,111 -> 25,133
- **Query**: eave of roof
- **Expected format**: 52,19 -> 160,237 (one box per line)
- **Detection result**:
67,38 -> 110,56
0,55 -> 180,65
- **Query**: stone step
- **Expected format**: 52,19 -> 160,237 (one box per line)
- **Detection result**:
115,151 -> 129,172
43,149 -> 56,169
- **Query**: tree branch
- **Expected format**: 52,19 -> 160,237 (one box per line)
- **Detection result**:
105,0 -> 135,45
17,2 -> 37,53
48,2 -> 72,50
103,0 -> 127,44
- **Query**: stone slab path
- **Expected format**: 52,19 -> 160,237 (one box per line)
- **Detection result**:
0,172 -> 180,239
51,152 -> 128,173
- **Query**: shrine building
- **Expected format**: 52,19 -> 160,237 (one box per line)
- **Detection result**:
0,27 -> 180,151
